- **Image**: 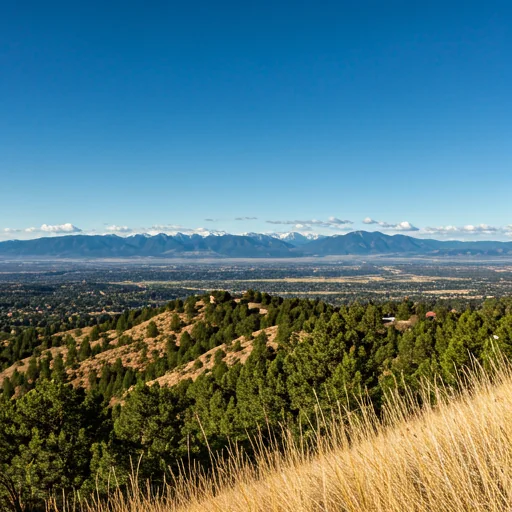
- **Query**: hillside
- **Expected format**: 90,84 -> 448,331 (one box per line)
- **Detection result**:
0,297 -> 276,395
3,292 -> 512,511
70,360 -> 512,512
2,231 -> 512,259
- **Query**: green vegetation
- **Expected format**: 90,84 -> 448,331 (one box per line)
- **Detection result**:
1,290 -> 512,511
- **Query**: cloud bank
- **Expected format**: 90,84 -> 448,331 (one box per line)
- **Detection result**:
266,217 -> 353,230
422,224 -> 506,236
363,218 -> 419,232
2,218 -> 511,241
39,223 -> 82,233
106,225 -> 133,233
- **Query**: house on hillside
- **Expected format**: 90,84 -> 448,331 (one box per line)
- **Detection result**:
426,311 -> 437,320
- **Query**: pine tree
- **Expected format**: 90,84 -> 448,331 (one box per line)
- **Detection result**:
88,371 -> 98,391
147,321 -> 158,338
27,355 -> 39,382
66,339 -> 78,368
441,333 -> 470,383
116,315 -> 127,334
122,369 -> 135,390
185,298 -> 197,320
79,338 -> 92,361
170,313 -> 181,332
90,325 -> 100,342
40,355 -> 51,380
99,365 -> 110,394
2,377 -> 14,398
51,354 -> 66,382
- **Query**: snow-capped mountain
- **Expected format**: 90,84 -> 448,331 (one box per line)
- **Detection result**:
267,232 -> 327,246
2,231 -> 512,258
133,230 -> 228,239
0,232 -> 296,258
243,231 -> 324,247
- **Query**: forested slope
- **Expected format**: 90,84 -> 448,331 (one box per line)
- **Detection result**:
1,291 -> 512,510
69,357 -> 512,512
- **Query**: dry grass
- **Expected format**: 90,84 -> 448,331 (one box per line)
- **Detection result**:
148,325 -> 279,389
0,307 -> 202,389
50,354 -> 512,512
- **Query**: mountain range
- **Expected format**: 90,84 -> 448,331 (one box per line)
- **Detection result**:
0,231 -> 511,258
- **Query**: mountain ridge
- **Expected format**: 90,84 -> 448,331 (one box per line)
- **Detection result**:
1,231 -> 512,258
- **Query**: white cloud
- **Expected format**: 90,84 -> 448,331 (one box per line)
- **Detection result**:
18,224 -> 82,234
149,224 -> 185,233
0,223 -> 83,239
294,224 -> 313,231
265,217 -> 352,230
2,218 -> 511,242
235,216 -> 258,221
40,223 -> 82,233
463,224 -> 499,234
423,224 -> 501,236
326,216 -> 352,226
394,221 -> 419,232
105,225 -> 133,233
362,218 -> 419,232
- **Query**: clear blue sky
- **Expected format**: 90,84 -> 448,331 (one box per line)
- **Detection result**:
1,1 -> 511,240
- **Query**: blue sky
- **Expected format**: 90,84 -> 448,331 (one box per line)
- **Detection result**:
1,1 -> 511,240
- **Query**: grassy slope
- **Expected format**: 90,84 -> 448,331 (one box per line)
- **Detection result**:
0,300 -> 275,392
63,360 -> 512,512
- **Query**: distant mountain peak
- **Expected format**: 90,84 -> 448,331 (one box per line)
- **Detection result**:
264,231 -> 326,246
0,231 -> 511,258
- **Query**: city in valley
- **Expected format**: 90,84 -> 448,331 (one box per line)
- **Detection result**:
1,257 -> 512,330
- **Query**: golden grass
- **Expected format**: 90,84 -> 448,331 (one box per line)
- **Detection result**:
53,359 -> 512,512
147,325 -> 279,389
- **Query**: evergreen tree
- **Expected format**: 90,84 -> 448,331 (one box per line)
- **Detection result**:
90,325 -> 100,342
26,355 -> 39,382
170,313 -> 182,332
116,316 -> 127,334
147,321 -> 159,338
66,338 -> 78,368
51,353 -> 66,382
2,377 -> 14,399
79,338 -> 92,361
